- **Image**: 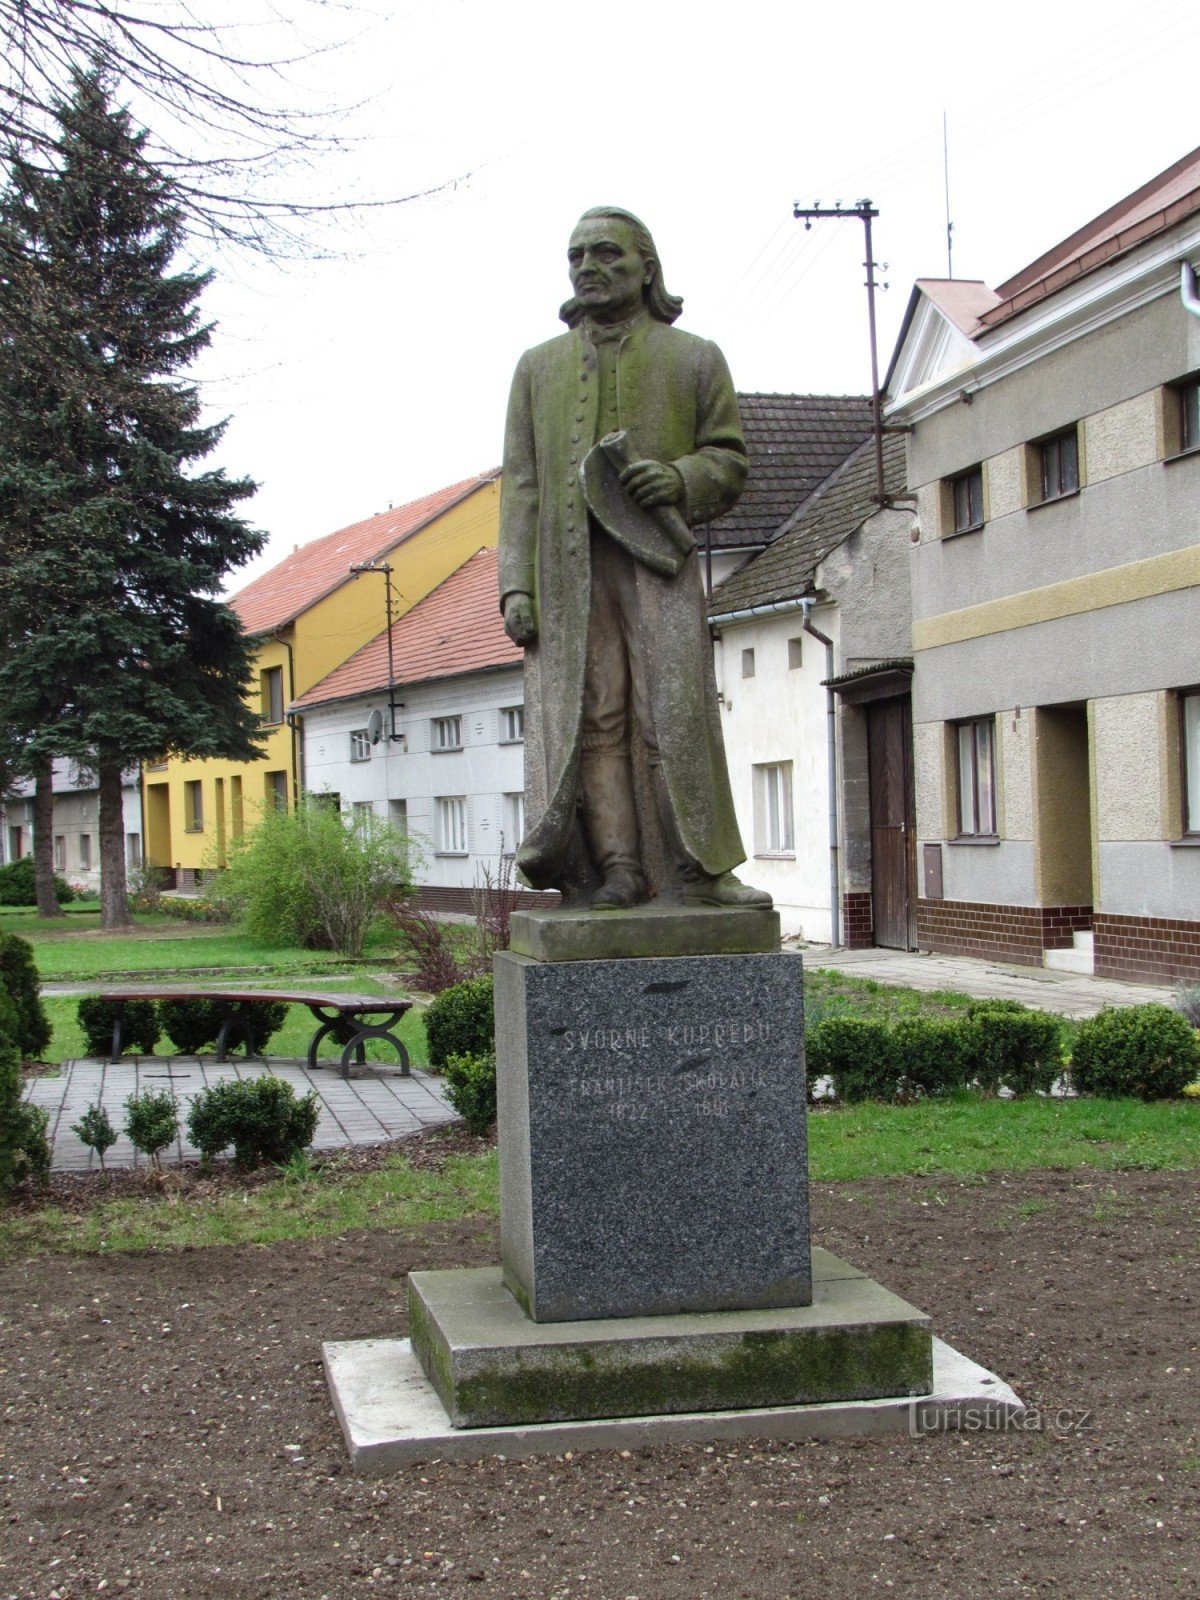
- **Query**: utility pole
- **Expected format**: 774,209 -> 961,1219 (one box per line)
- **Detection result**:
792,199 -> 889,506
348,561 -> 403,741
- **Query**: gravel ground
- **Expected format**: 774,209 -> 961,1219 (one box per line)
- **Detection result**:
0,1147 -> 1196,1600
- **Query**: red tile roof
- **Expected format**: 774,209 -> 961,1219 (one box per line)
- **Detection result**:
230,470 -> 500,636
982,146 -> 1200,328
291,547 -> 521,710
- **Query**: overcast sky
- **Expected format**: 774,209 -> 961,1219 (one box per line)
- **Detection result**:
178,0 -> 1200,589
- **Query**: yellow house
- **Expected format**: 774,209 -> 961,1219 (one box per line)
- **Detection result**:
144,469 -> 500,886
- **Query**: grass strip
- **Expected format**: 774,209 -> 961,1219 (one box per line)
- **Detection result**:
0,1150 -> 499,1260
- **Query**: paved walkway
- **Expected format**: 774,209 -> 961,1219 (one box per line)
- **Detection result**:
801,944 -> 1174,1018
26,1057 -> 455,1174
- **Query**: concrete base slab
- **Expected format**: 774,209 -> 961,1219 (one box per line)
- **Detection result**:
323,1332 -> 1023,1473
408,1252 -> 929,1427
509,903 -> 779,962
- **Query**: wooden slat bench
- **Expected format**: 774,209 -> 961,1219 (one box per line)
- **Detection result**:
94,988 -> 413,1079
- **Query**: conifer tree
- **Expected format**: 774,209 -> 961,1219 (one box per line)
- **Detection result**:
0,67 -> 266,927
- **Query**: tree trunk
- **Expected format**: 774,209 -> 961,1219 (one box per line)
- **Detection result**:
98,754 -> 132,929
33,757 -> 65,917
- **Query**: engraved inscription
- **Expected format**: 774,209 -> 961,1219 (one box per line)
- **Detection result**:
560,1019 -> 771,1053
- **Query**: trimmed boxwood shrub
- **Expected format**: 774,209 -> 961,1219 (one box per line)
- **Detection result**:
159,998 -> 288,1056
0,931 -> 52,1058
1069,1004 -> 1200,1101
962,1001 -> 1063,1096
806,1016 -> 895,1102
78,996 -> 161,1056
186,1075 -> 320,1169
425,975 -> 495,1070
123,1087 -> 178,1167
891,1016 -> 973,1098
0,855 -> 73,906
443,1051 -> 497,1135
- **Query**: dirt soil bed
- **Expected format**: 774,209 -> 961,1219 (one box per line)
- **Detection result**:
1,1156 -> 1195,1600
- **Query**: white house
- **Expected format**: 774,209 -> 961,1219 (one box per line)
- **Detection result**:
1,760 -> 142,893
291,548 -> 537,912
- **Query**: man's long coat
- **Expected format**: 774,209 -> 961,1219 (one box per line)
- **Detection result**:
499,313 -> 749,893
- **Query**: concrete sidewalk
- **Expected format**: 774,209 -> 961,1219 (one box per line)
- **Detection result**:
801,944 -> 1174,1018
26,1056 -> 456,1173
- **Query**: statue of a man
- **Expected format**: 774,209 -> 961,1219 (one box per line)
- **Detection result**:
499,206 -> 770,912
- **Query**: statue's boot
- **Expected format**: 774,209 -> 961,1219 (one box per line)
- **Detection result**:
581,751 -> 647,910
651,766 -> 773,909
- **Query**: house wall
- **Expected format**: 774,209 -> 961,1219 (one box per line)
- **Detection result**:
301,666 -> 527,901
146,481 -> 501,882
902,272 -> 1200,979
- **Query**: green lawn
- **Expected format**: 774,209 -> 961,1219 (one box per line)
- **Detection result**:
41,980 -> 428,1066
3,1095 -> 1196,1261
7,909 -> 400,981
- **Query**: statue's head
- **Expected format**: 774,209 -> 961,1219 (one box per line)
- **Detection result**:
560,207 -> 683,328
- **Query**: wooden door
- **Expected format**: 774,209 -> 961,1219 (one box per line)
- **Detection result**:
866,696 -> 916,949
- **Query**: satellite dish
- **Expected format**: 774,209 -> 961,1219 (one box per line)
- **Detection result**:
366,709 -> 385,746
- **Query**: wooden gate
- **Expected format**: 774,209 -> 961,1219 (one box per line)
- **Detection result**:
866,696 -> 916,949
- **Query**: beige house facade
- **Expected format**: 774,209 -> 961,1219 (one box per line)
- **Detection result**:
887,148 -> 1200,982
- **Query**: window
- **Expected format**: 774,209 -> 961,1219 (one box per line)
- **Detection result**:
741,648 -> 755,680
1172,377 -> 1200,456
230,775 -> 244,837
787,637 -> 803,670
79,833 -> 92,870
500,705 -> 525,743
7,827 -> 21,862
949,466 -> 984,533
261,665 -> 285,724
265,770 -> 288,812
1038,429 -> 1079,503
53,836 -> 66,871
126,833 -> 142,867
753,762 -> 794,854
436,795 -> 468,854
956,718 -> 997,836
389,798 -> 408,837
503,791 -> 525,852
350,728 -> 372,762
352,801 -> 375,834
145,758 -> 167,772
184,779 -> 204,832
1182,690 -> 1200,835
432,715 -> 462,752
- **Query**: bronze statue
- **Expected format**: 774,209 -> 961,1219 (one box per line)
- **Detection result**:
500,206 -> 770,912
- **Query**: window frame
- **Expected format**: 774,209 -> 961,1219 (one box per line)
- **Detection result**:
752,761 -> 795,856
1180,687 -> 1200,837
1036,427 -> 1080,505
265,769 -> 288,812
435,795 -> 468,855
499,705 -> 525,744
53,835 -> 66,872
261,665 -> 285,725
503,791 -> 525,853
1173,376 -> 1200,458
184,779 -> 204,833
948,465 -> 985,535
349,728 -> 372,763
954,716 -> 998,838
78,833 -> 92,871
432,714 -> 463,753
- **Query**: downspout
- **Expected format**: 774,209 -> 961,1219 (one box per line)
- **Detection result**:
272,630 -> 301,805
801,598 -> 840,948
1182,260 -> 1200,317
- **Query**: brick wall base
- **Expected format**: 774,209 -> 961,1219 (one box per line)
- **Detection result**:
1093,913 -> 1200,984
409,884 -> 561,918
841,891 -> 873,948
916,899 -> 1093,969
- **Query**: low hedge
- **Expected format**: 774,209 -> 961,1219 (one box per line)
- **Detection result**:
1070,1004 -> 1200,1101
186,1075 -> 320,1169
808,1001 -> 1068,1103
425,975 -> 495,1069
158,997 -> 288,1056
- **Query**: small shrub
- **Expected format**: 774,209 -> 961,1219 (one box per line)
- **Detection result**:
185,1075 -> 319,1169
386,896 -> 479,992
1070,1004 -> 1200,1101
159,998 -> 287,1056
963,1001 -> 1064,1096
72,1103 -> 119,1169
166,896 -> 231,924
443,1051 -> 497,1135
124,1087 -> 178,1167
0,855 -> 74,906
425,975 -> 495,1069
1172,980 -> 1200,1028
0,991 -> 50,1189
78,996 -> 161,1057
0,930 -> 52,1057
807,1016 -> 895,1102
126,859 -> 168,913
891,1016 -> 973,1098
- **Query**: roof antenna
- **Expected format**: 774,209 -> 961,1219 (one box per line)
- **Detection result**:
943,108 -> 954,279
